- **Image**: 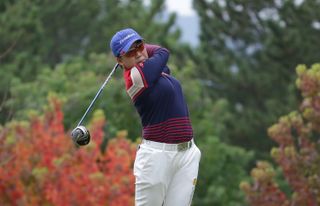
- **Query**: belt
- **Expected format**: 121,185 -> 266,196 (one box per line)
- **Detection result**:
141,139 -> 193,152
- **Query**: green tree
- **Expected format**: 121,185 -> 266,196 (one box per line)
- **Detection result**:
0,0 -> 181,124
193,135 -> 253,206
0,0 -> 180,68
193,0 -> 320,157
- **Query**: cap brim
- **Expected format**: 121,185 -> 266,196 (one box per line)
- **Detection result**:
122,37 -> 144,55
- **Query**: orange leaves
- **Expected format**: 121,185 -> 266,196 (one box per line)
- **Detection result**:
296,64 -> 320,98
240,161 -> 288,206
0,96 -> 136,206
297,64 -> 320,132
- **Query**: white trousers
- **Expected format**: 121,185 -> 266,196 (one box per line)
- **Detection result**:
134,139 -> 201,206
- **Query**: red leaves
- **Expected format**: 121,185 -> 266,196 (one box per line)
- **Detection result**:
0,96 -> 136,206
241,64 -> 320,206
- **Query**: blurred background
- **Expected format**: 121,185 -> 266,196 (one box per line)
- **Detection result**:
1,0 -> 320,205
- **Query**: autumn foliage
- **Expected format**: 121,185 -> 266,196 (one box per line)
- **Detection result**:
240,64 -> 320,205
0,96 -> 137,206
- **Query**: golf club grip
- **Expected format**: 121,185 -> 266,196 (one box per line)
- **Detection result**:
77,63 -> 119,126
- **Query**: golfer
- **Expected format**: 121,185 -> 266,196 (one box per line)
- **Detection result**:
110,28 -> 201,206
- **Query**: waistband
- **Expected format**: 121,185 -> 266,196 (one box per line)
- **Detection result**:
141,139 -> 193,152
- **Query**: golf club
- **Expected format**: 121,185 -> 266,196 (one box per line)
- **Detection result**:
71,63 -> 120,146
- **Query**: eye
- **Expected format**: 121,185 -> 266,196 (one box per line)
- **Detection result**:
123,42 -> 145,57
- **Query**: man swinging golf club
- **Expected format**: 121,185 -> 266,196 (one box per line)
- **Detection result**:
110,28 -> 201,206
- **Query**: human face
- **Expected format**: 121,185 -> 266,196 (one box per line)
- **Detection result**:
117,40 -> 148,69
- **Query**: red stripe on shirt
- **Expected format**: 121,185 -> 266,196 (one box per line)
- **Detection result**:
143,117 -> 193,143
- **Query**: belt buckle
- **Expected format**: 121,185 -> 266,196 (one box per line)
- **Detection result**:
177,141 -> 190,151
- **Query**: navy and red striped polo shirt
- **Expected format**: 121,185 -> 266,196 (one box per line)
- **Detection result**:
123,44 -> 193,143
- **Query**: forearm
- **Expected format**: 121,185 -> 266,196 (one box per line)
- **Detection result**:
145,43 -> 170,74
140,44 -> 170,85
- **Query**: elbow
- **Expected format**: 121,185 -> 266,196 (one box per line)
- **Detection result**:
161,47 -> 170,61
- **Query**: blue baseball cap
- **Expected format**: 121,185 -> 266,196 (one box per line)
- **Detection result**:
110,28 -> 143,57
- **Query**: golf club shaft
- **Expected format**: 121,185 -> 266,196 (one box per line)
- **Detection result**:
77,63 -> 119,127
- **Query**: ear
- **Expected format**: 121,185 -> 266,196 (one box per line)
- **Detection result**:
116,57 -> 124,67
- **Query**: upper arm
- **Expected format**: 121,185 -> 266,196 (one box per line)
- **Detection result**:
125,66 -> 148,101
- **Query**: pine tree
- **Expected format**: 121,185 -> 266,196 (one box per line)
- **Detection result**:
0,0 -> 180,124
193,0 -> 320,155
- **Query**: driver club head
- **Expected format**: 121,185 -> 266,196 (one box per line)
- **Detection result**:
71,126 -> 91,146
71,63 -> 119,147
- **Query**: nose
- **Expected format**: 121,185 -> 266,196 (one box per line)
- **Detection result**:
135,50 -> 143,58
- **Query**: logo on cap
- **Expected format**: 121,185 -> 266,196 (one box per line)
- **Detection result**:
120,33 -> 135,44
